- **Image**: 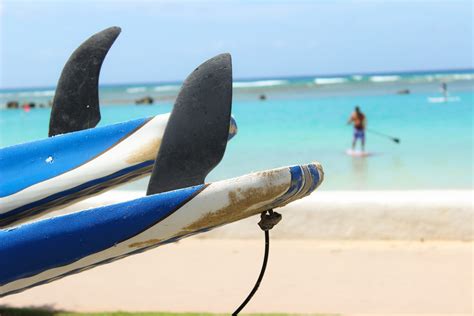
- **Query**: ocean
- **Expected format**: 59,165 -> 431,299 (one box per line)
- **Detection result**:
1,70 -> 473,190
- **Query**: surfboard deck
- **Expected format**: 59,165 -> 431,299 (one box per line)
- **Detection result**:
0,115 -> 238,228
0,162 -> 323,297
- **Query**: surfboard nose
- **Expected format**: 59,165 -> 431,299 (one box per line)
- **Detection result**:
265,162 -> 324,210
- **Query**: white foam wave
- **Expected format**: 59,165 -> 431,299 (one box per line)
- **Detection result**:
314,77 -> 348,85
153,85 -> 180,92
369,75 -> 401,83
445,74 -> 474,81
413,73 -> 474,82
233,80 -> 288,88
15,90 -> 55,97
126,87 -> 147,94
0,92 -> 15,98
422,75 -> 437,82
351,75 -> 364,81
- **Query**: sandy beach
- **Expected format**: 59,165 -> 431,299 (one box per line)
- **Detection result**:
2,190 -> 473,315
1,239 -> 472,315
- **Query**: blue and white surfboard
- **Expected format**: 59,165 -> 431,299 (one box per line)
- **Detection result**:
0,115 -> 238,228
0,162 -> 323,298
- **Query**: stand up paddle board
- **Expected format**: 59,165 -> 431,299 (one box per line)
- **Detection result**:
346,149 -> 373,157
0,162 -> 323,298
427,96 -> 460,103
0,115 -> 237,228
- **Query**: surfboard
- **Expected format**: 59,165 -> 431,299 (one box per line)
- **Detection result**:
0,115 -> 238,228
427,96 -> 460,103
0,162 -> 323,298
346,149 -> 372,157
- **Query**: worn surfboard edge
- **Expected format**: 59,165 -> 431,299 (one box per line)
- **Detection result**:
0,161 -> 154,227
0,116 -> 152,198
0,115 -> 238,227
0,162 -> 323,297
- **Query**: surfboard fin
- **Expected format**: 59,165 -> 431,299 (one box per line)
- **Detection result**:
48,27 -> 121,137
146,53 -> 232,195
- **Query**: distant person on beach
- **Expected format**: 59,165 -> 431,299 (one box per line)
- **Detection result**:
347,106 -> 366,151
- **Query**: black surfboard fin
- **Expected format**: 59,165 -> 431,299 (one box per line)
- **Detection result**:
146,53 -> 232,195
48,26 -> 121,137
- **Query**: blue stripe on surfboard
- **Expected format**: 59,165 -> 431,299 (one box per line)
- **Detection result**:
271,165 -> 304,206
0,184 -> 204,286
306,164 -> 321,194
0,160 -> 154,225
289,165 -> 305,195
0,117 -> 149,197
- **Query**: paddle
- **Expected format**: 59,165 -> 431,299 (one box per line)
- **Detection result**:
146,53 -> 232,195
367,129 -> 400,144
49,27 -> 121,136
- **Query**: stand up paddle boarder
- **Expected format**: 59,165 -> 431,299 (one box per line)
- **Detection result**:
441,82 -> 448,101
347,106 -> 366,151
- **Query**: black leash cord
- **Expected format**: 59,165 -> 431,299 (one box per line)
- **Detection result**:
232,210 -> 281,315
232,230 -> 269,315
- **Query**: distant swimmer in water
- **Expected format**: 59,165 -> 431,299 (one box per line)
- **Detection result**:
347,106 -> 367,151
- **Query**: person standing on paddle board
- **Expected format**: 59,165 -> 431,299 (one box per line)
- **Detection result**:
347,106 -> 367,151
441,82 -> 448,101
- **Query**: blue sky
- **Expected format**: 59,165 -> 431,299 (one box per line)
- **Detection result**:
0,0 -> 472,89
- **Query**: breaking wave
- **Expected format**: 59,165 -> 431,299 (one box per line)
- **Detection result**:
126,87 -> 147,94
314,77 -> 348,85
153,85 -> 180,92
233,80 -> 288,88
369,75 -> 401,83
15,90 -> 55,97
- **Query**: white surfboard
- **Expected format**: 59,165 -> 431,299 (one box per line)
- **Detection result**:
427,96 -> 460,103
346,149 -> 373,157
0,162 -> 323,297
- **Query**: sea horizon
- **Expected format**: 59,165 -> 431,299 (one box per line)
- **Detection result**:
1,67 -> 473,92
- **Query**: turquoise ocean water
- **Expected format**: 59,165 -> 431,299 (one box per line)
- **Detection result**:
1,70 -> 473,190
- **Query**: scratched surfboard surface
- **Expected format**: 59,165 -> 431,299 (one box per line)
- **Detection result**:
0,115 -> 238,228
0,162 -> 323,298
